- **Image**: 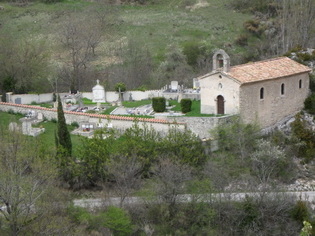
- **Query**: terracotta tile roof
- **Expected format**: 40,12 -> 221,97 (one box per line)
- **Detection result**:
0,102 -> 183,124
225,57 -> 311,84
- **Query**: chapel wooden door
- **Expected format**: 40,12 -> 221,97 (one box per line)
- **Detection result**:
217,95 -> 224,114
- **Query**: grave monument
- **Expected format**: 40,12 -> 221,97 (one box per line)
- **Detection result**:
92,80 -> 106,109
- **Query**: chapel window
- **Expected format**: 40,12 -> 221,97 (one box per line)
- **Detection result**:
260,87 -> 264,99
299,79 -> 302,89
281,83 -> 285,95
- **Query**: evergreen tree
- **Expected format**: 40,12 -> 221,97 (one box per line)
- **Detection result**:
56,95 -> 72,157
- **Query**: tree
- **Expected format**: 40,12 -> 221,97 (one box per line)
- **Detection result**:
276,0 -> 315,53
0,32 -> 51,94
79,128 -> 116,187
0,128 -> 73,235
250,140 -> 290,187
56,95 -> 72,157
55,95 -> 75,186
153,45 -> 193,88
211,116 -> 260,160
109,39 -> 153,90
159,127 -> 207,167
152,158 -> 192,217
59,14 -> 102,92
108,155 -> 143,207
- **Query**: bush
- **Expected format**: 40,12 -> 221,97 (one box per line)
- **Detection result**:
152,97 -> 166,112
115,83 -> 126,93
53,93 -> 57,102
291,201 -> 310,224
235,34 -> 248,46
180,99 -> 192,113
310,74 -> 315,93
71,122 -> 79,128
51,118 -> 57,123
304,94 -> 315,114
182,41 -> 203,68
99,207 -> 133,236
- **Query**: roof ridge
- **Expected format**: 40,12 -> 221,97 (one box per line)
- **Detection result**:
230,56 -> 287,69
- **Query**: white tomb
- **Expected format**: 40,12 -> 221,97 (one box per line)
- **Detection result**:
92,80 -> 106,103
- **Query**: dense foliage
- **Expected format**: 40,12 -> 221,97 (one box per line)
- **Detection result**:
180,98 -> 192,113
152,97 -> 166,112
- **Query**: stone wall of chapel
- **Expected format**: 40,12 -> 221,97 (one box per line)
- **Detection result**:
240,73 -> 310,128
200,73 -> 240,115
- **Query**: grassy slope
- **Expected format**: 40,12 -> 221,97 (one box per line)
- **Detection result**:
0,0 -> 251,69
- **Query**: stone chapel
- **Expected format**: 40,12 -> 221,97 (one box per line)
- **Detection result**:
198,49 -> 312,128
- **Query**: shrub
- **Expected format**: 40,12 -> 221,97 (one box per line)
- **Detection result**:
98,207 -> 133,236
51,118 -> 57,123
53,93 -> 57,102
304,94 -> 315,114
180,99 -> 192,113
310,74 -> 315,93
152,97 -> 166,112
243,19 -> 263,36
115,83 -> 126,93
182,41 -> 203,68
71,122 -> 79,128
1,93 -> 6,102
291,200 -> 310,224
297,53 -> 312,62
235,34 -> 248,46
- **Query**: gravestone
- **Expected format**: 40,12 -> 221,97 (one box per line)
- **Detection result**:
92,80 -> 105,109
9,122 -> 20,132
15,97 -> 21,104
37,113 -> 43,120
171,81 -> 178,92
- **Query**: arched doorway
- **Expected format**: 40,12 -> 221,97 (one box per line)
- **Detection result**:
217,95 -> 224,114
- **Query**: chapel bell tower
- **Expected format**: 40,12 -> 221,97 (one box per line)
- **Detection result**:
212,49 -> 230,72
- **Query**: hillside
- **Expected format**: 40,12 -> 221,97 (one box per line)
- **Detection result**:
0,0 -> 252,93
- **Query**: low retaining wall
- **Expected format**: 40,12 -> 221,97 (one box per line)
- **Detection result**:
0,103 -> 230,139
170,115 -> 234,139
6,90 -> 200,105
0,102 -> 186,135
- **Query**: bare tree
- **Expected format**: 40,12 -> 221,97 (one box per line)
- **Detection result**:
276,0 -> 315,53
108,155 -> 143,207
152,158 -> 192,217
0,129 -> 72,235
59,14 -> 102,92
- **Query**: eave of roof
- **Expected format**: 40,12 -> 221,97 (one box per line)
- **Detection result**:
197,57 -> 311,84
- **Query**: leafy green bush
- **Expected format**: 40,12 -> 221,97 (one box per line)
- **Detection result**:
309,74 -> 315,93
71,122 -> 79,128
291,201 -> 310,224
152,97 -> 166,112
99,207 -> 133,236
182,41 -> 203,68
115,83 -> 126,93
304,94 -> 315,114
67,205 -> 91,225
180,98 -> 192,113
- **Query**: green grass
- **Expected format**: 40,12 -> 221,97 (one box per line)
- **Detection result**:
122,100 -> 152,108
82,98 -> 109,105
0,111 -> 84,157
102,106 -> 117,115
29,102 -> 54,108
0,111 -> 24,127
169,100 -> 215,117
0,0 -> 252,73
